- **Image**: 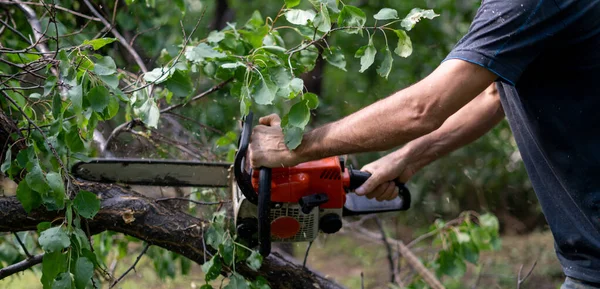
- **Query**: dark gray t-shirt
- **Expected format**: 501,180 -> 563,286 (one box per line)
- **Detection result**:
445,0 -> 600,283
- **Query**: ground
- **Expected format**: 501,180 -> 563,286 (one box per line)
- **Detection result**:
1,230 -> 565,289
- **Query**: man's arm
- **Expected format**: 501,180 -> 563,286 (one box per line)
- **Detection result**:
355,83 -> 505,200
249,60 -> 498,168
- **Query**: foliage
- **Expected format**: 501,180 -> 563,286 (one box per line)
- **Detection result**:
0,0 -> 536,288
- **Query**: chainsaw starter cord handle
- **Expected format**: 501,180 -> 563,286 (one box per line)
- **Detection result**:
347,169 -> 411,210
258,167 -> 272,257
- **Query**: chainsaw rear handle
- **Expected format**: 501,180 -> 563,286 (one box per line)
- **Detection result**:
347,169 -> 411,210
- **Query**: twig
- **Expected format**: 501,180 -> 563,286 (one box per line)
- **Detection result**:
82,0 -> 148,73
154,197 -> 230,206
0,254 -> 43,280
160,78 -> 233,113
360,272 -> 365,289
516,260 -> 537,289
375,217 -> 397,284
13,232 -> 32,258
104,119 -> 144,151
0,1 -> 100,21
346,222 -> 445,289
303,241 -> 313,269
163,111 -> 224,134
0,18 -> 30,43
109,243 -> 151,288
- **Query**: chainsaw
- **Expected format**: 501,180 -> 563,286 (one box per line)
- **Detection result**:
72,112 -> 411,256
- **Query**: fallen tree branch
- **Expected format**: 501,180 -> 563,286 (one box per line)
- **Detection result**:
0,181 -> 346,289
0,254 -> 43,280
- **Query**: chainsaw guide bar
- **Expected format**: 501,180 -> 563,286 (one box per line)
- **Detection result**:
72,159 -> 232,187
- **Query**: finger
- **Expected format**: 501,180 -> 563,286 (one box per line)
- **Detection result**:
259,114 -> 281,126
381,186 -> 399,201
376,182 -> 395,201
355,175 -> 377,196
366,183 -> 387,200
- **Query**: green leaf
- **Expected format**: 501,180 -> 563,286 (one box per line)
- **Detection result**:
44,76 -> 57,97
93,56 -> 117,75
337,5 -> 366,34
250,276 -> 271,289
373,8 -> 398,20
39,226 -> 70,253
201,255 -> 222,282
246,251 -> 263,271
205,226 -> 224,249
82,38 -> 117,50
52,94 -> 63,119
314,4 -> 331,33
174,0 -> 185,13
46,172 -> 65,209
355,42 -> 377,73
377,48 -> 393,79
1,149 -> 11,173
322,47 -> 346,71
16,180 -> 42,213
285,0 -> 301,8
283,126 -> 303,150
26,163 -> 49,193
185,43 -> 226,63
460,242 -> 480,264
67,83 -> 83,113
200,285 -> 213,289
288,101 -> 310,128
253,76 -> 277,105
394,30 -> 413,58
87,86 -> 110,113
303,93 -> 319,109
143,67 -> 173,84
98,74 -> 119,89
42,251 -> 67,289
73,190 -> 100,219
74,257 -> 94,289
401,8 -> 439,31
38,222 -> 52,233
134,98 -> 160,128
216,131 -> 237,147
284,9 -> 316,26
52,272 -> 73,289
479,213 -> 500,232
165,69 -> 193,97
218,238 -> 234,266
436,251 -> 466,278
225,272 -> 249,289
207,31 -> 225,43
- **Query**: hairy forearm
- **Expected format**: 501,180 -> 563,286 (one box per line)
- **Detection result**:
295,60 -> 497,162
400,83 -> 505,171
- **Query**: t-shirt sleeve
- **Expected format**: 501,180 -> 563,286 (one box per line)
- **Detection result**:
445,0 -> 564,85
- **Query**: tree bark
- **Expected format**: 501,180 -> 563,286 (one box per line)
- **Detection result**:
0,181 -> 345,289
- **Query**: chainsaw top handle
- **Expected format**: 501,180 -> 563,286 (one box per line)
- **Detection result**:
233,112 -> 272,256
234,112 -> 258,204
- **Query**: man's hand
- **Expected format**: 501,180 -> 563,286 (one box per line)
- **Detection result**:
354,149 -> 417,201
249,114 -> 303,168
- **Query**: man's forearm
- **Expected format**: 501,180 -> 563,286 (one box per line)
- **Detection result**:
400,83 -> 504,172
295,60 -> 498,162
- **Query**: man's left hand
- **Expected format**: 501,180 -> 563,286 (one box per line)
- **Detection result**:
249,114 -> 303,168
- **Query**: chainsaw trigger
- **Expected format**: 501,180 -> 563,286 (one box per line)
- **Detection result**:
298,193 -> 329,214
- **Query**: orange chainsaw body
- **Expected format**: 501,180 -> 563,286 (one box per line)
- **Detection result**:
250,156 -> 353,208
